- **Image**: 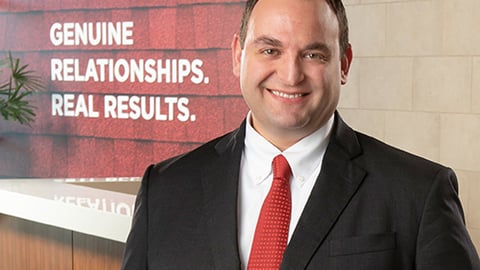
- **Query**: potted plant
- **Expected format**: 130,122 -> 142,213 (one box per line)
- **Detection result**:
0,52 -> 43,126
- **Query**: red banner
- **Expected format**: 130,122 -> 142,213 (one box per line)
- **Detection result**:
0,0 -> 248,178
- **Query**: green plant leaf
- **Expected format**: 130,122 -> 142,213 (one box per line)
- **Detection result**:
0,51 -> 44,126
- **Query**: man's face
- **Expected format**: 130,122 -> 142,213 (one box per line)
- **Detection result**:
232,0 -> 352,150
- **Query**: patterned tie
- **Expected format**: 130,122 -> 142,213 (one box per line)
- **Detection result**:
247,154 -> 292,270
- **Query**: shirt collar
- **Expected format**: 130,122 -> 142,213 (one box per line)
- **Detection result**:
244,111 -> 334,187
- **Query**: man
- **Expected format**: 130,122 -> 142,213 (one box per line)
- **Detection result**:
121,0 -> 480,269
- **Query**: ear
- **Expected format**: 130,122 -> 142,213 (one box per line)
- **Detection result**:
232,33 -> 243,78
340,44 -> 353,85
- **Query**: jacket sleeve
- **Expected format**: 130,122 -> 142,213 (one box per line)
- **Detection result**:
121,164 -> 153,270
416,168 -> 480,269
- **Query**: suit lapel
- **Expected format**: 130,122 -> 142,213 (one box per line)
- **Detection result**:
281,114 -> 367,270
201,123 -> 246,270
198,115 -> 366,269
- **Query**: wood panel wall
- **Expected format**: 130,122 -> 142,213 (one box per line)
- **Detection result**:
0,214 -> 125,270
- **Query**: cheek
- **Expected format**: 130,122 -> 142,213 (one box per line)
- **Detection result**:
310,65 -> 341,89
318,81 -> 341,110
308,71 -> 340,104
240,61 -> 262,89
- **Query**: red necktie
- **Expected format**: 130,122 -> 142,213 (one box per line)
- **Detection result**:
247,154 -> 292,270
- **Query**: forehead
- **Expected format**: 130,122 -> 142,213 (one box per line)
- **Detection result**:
247,0 -> 339,45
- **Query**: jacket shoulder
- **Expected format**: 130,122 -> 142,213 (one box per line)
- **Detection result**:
355,131 -> 450,179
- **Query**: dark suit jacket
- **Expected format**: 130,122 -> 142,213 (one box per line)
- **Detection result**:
121,113 -> 480,270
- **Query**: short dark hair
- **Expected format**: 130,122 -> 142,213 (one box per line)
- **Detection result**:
238,0 -> 349,55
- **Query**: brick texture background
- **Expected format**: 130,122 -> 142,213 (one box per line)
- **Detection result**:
0,0 -> 248,178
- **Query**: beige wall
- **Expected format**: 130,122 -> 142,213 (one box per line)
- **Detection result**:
341,0 -> 480,251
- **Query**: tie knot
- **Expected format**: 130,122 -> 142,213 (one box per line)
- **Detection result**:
272,154 -> 292,181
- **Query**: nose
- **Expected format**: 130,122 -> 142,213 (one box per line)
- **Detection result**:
277,54 -> 305,86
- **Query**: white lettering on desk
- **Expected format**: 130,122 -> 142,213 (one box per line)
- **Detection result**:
54,195 -> 134,216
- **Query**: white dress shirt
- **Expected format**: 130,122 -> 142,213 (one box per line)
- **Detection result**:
238,112 -> 334,268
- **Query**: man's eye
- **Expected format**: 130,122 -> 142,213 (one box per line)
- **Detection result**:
262,49 -> 277,55
304,52 -> 328,62
305,53 -> 324,60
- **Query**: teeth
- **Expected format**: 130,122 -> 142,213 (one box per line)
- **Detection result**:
271,90 -> 304,99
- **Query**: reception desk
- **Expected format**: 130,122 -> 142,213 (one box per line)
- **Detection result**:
0,178 -> 140,270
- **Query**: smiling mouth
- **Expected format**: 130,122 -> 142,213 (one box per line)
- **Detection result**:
270,89 -> 307,99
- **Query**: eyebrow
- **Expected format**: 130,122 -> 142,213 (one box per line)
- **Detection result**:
304,42 -> 331,53
253,35 -> 283,47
